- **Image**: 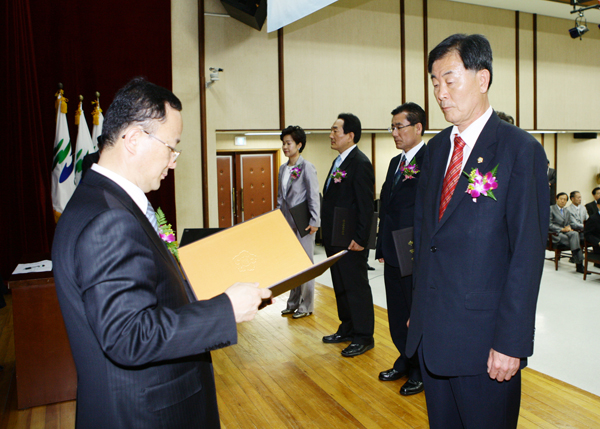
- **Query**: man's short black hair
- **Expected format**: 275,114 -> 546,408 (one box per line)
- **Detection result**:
570,191 -> 580,199
337,113 -> 362,143
99,77 -> 182,151
391,102 -> 427,136
556,192 -> 568,200
428,33 -> 493,90
280,126 -> 307,153
593,187 -> 600,196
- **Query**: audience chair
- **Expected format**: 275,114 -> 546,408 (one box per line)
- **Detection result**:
545,232 -> 571,271
583,239 -> 600,280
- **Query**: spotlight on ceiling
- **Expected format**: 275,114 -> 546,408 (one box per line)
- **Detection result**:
569,13 -> 589,39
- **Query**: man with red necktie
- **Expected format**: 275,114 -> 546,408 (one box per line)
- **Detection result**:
406,34 -> 548,429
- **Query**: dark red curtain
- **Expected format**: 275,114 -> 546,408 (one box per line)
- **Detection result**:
1,0 -> 176,278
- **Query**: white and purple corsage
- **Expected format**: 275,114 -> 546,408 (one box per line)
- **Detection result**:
331,168 -> 347,184
463,165 -> 499,202
400,159 -> 420,181
290,165 -> 302,180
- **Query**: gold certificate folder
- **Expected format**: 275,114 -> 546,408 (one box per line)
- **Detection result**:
179,209 -> 346,301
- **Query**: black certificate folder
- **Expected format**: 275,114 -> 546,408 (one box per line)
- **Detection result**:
289,200 -> 310,237
392,227 -> 414,277
331,207 -> 377,249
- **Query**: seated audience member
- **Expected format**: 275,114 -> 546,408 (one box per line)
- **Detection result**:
550,192 -> 584,273
584,200 -> 600,264
496,111 -> 515,125
585,187 -> 600,218
566,190 -> 588,237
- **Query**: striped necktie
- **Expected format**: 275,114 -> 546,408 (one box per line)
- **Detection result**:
393,155 -> 406,188
439,135 -> 466,221
145,201 -> 161,236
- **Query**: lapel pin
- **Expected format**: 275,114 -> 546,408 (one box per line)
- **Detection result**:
477,157 -> 483,163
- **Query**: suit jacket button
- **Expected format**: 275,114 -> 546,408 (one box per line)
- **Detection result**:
430,246 -> 437,253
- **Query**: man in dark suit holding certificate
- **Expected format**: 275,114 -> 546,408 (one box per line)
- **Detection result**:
406,35 -> 548,428
375,103 -> 426,396
53,77 -> 271,429
321,113 -> 375,357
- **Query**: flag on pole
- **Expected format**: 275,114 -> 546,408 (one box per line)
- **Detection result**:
267,0 -> 338,33
91,94 -> 103,151
73,97 -> 95,186
52,89 -> 76,222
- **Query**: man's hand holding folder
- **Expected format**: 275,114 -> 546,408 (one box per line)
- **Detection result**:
225,282 -> 273,322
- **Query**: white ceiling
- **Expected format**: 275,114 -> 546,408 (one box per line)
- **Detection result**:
447,0 -> 600,25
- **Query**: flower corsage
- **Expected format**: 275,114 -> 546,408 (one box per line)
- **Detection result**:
400,159 -> 420,181
156,207 -> 179,261
463,164 -> 499,202
290,165 -> 302,180
331,168 -> 347,183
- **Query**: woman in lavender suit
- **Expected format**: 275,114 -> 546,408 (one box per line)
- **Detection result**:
277,126 -> 320,319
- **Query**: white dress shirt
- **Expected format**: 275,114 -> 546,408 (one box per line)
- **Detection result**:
92,163 -> 148,214
395,141 -> 425,174
445,106 -> 494,174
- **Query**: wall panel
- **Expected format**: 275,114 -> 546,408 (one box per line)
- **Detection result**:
427,0 -> 516,130
537,15 -> 600,131
283,0 -> 402,129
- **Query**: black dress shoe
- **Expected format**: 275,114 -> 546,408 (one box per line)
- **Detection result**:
341,342 -> 374,357
400,379 -> 424,396
576,263 -> 584,274
322,333 -> 353,343
378,368 -> 405,381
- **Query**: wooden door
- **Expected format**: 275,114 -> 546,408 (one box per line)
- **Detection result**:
216,155 -> 234,228
239,153 -> 274,222
216,151 -> 278,226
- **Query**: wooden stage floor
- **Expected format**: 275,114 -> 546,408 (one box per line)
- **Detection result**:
1,285 -> 599,428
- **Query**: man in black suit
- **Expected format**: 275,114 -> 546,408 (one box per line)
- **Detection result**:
585,187 -> 600,217
321,113 -> 375,357
584,200 -> 600,255
548,161 -> 556,205
375,102 -> 426,396
407,35 -> 548,429
52,78 -> 271,429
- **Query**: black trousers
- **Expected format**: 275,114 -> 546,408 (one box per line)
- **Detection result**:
383,263 -> 421,381
325,245 -> 374,344
419,342 -> 521,429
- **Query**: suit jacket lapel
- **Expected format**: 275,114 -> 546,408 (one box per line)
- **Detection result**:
87,170 -> 182,277
324,148 -> 357,195
286,156 -> 304,200
435,114 -> 499,233
393,145 -> 426,196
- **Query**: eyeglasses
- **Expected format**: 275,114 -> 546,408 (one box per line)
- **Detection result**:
143,130 -> 181,161
388,124 -> 414,133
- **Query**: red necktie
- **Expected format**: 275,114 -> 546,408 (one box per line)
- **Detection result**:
439,135 -> 466,221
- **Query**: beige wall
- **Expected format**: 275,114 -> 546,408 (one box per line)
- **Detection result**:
172,0 -> 600,228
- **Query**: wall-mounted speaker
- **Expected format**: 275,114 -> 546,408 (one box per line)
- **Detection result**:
574,132 -> 598,139
220,0 -> 267,31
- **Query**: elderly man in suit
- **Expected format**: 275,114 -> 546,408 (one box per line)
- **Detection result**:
52,77 -> 271,429
406,34 -> 548,429
321,113 -> 375,357
550,192 -> 584,272
585,187 -> 600,217
375,102 -> 426,396
566,190 -> 588,239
